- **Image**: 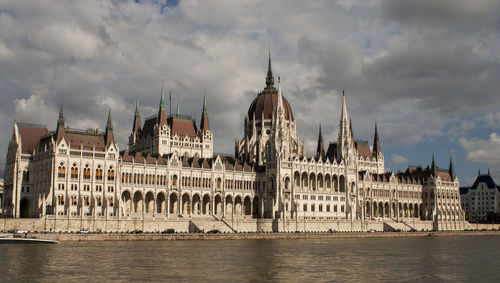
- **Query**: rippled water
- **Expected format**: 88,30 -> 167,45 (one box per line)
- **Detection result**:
1,236 -> 499,282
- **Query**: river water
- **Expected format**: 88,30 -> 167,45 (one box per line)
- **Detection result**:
1,236 -> 499,282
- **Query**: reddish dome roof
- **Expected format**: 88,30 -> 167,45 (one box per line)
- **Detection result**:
247,86 -> 294,121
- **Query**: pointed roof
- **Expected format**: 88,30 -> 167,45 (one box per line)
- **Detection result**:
132,98 -> 141,133
135,98 -> 140,117
276,77 -> 283,114
200,95 -> 210,132
449,156 -> 456,180
202,94 -> 208,116
57,104 -> 65,128
340,91 -> 349,125
157,84 -> 167,126
266,50 -> 274,87
106,109 -> 113,131
316,123 -> 325,159
431,154 -> 437,176
160,82 -> 166,111
373,122 -> 381,156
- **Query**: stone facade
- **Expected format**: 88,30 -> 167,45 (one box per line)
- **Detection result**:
460,172 -> 500,223
2,55 -> 467,232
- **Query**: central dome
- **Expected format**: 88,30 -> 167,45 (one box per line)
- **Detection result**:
247,85 -> 294,121
247,55 -> 294,121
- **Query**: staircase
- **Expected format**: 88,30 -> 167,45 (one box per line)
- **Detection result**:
383,219 -> 415,232
189,215 -> 235,233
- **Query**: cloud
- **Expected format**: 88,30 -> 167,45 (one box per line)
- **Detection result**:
391,154 -> 408,165
0,0 -> 499,180
460,133 -> 500,180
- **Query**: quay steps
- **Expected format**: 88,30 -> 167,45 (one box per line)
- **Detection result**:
188,216 -> 235,233
383,220 -> 415,232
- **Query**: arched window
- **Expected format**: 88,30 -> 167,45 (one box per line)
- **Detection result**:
70,164 -> 78,179
58,163 -> 66,178
107,167 -> 114,181
217,177 -> 221,189
58,195 -> 65,205
96,166 -> 103,180
83,165 -> 91,180
172,175 -> 178,187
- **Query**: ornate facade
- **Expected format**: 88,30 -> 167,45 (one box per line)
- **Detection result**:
2,55 -> 466,231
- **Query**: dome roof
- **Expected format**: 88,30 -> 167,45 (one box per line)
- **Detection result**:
247,54 -> 294,121
247,85 -> 294,121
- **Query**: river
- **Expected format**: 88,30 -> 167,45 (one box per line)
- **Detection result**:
1,236 -> 499,282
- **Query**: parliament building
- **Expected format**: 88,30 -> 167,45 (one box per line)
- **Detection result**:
2,56 -> 467,232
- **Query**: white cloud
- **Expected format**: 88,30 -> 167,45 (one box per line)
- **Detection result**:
460,133 -> 500,181
391,154 -> 408,165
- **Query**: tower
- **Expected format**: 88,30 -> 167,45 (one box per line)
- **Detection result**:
337,92 -> 354,163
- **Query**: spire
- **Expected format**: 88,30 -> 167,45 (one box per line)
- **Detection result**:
176,103 -> 180,117
57,104 -> 65,128
160,81 -> 166,111
200,94 -> 210,132
266,50 -> 274,87
56,104 -> 65,142
337,91 -> 353,161
431,154 -> 437,176
132,98 -> 142,134
341,91 -> 348,123
135,98 -> 140,117
373,122 -> 381,156
276,77 -> 283,113
105,109 -> 114,147
157,83 -> 167,126
106,109 -> 113,131
202,94 -> 208,116
316,123 -> 325,159
449,156 -> 456,180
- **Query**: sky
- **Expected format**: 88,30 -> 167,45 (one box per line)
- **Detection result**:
1,0 -> 500,186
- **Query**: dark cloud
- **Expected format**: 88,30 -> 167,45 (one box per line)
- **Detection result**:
0,0 -> 499,181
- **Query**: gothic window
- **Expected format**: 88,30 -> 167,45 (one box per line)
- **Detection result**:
58,195 -> 65,205
96,166 -> 103,180
71,195 -> 77,206
172,175 -> 178,187
83,165 -> 91,180
71,164 -> 78,179
58,163 -> 66,178
217,177 -> 222,189
107,167 -> 114,181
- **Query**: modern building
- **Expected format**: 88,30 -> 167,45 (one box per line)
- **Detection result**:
460,171 -> 500,223
2,55 -> 466,231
